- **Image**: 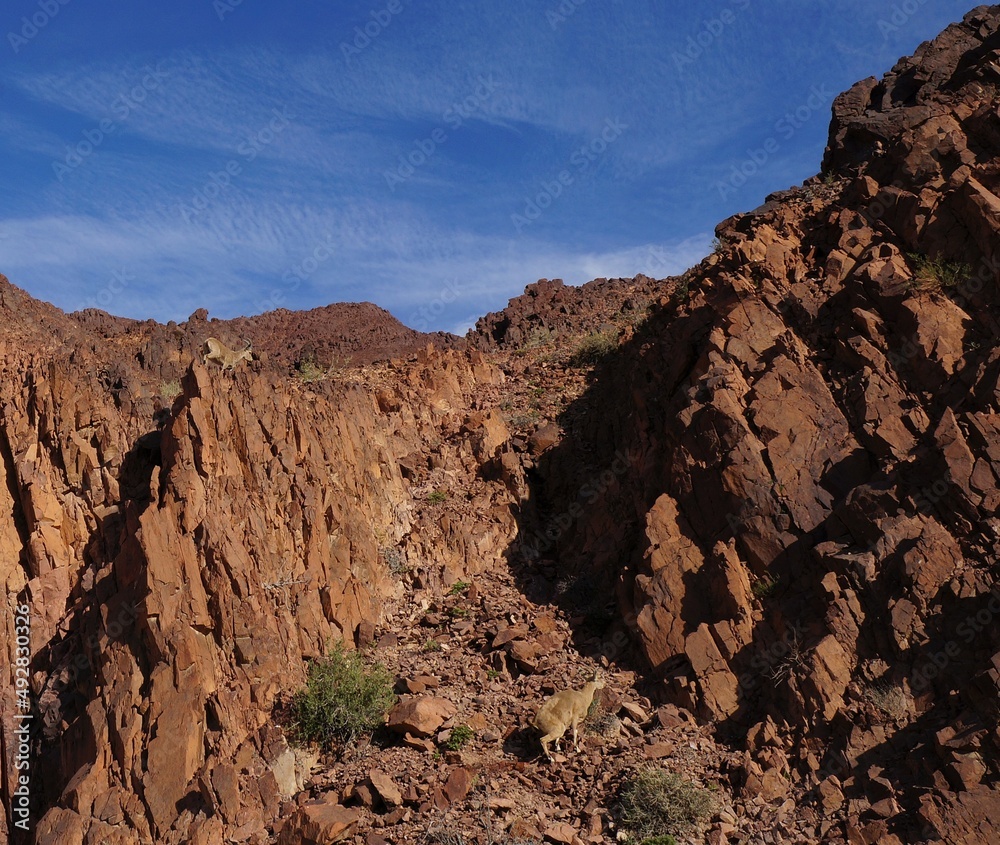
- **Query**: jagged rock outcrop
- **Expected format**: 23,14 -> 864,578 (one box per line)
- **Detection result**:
5,7 -> 1000,845
71,298 -> 458,375
516,7 -> 1000,842
470,276 -> 661,351
0,307 -> 517,843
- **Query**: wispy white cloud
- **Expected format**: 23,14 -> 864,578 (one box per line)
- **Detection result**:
0,200 -> 711,331
0,112 -> 69,159
0,0 -> 972,334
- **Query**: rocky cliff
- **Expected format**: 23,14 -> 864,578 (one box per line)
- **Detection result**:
71,298 -> 458,373
4,6 -> 1000,845
515,7 -> 1000,841
0,284 -> 515,843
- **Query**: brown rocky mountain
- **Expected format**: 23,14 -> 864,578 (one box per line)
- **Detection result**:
4,6 -> 1000,844
70,298 -> 458,373
469,274 -> 662,350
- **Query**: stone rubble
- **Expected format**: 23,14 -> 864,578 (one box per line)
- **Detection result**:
2,7 -> 1000,845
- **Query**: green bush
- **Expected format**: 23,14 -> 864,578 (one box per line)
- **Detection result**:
619,768 -> 717,840
292,642 -> 396,746
444,724 -> 474,751
295,359 -> 328,382
751,577 -> 778,599
907,253 -> 969,291
640,837 -> 678,845
569,330 -> 618,367
672,276 -> 690,303
427,489 -> 449,504
517,326 -> 556,353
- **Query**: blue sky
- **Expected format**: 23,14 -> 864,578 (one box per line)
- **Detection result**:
0,0 -> 974,333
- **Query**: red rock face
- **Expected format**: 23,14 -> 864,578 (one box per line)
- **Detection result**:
469,275 -> 662,351
5,7 -> 1000,845
71,298 -> 458,371
0,307 -> 510,843
514,8 -> 1000,841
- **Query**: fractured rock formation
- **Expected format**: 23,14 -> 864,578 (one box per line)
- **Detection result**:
3,7 -> 1000,845
515,7 -> 1000,841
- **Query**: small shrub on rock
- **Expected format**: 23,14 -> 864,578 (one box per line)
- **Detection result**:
751,577 -> 778,599
569,329 -> 618,367
618,768 -> 717,841
907,253 -> 969,290
864,682 -> 910,721
292,641 -> 396,746
296,359 -> 327,382
444,724 -> 474,751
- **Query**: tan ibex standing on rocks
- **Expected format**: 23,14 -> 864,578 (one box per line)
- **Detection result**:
532,670 -> 605,761
202,337 -> 253,372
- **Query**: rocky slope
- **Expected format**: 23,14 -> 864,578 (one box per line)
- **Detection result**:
71,298 -> 457,374
3,7 -> 1000,845
513,7 -> 1000,842
469,275 -> 661,351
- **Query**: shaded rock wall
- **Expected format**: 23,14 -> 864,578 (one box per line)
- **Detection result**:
4,7 -> 1000,844
519,7 -> 1000,840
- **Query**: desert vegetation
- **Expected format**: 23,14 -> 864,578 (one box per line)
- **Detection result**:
568,329 -> 618,367
291,641 -> 396,746
906,253 -> 970,290
617,768 -> 718,842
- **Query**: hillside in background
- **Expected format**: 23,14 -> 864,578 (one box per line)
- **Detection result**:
3,7 -> 1000,844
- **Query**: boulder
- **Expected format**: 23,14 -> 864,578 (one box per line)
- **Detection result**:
387,697 -> 457,737
277,800 -> 359,845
